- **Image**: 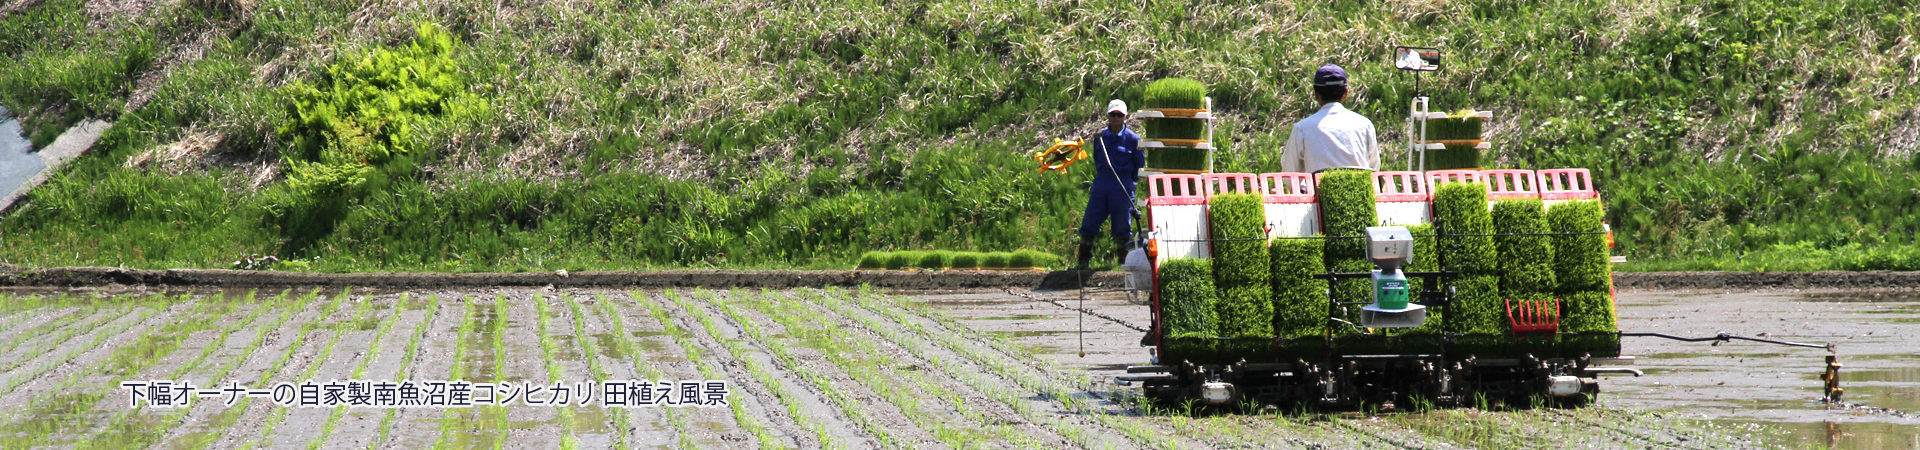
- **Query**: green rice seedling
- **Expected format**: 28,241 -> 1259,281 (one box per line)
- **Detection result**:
1548,200 -> 1611,293
1317,169 -> 1376,304
1560,291 -> 1617,333
857,251 -> 890,269
1432,183 -> 1498,275
1269,237 -> 1328,338
1144,118 -> 1207,141
1007,250 -> 1056,269
1424,110 -> 1484,141
1142,78 -> 1208,110
981,252 -> 1011,269
1491,199 -> 1557,297
948,252 -> 983,269
1160,258 -> 1218,338
1421,142 -> 1482,170
885,251 -> 919,270
1209,193 -> 1271,338
1402,224 -> 1446,335
1447,275 -> 1505,335
1147,148 -> 1211,172
916,250 -> 953,269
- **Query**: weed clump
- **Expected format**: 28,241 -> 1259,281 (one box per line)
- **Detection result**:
268,22 -> 484,253
1160,258 -> 1217,338
1269,237 -> 1327,338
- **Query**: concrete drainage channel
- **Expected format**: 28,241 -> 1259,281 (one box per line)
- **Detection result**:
0,105 -> 112,215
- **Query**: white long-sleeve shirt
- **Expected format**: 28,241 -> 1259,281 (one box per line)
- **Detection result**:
1282,102 -> 1380,173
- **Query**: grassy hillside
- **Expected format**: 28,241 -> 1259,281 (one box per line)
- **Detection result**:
1,0 -> 1916,272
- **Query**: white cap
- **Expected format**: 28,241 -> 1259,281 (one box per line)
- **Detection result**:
1106,99 -> 1128,116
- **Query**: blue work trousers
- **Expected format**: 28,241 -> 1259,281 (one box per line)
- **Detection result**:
1078,190 -> 1135,240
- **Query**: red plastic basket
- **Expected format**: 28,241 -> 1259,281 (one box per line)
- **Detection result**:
1505,298 -> 1561,334
1482,169 -> 1540,201
1257,172 -> 1315,204
1147,174 -> 1209,206
1372,171 -> 1431,202
1539,168 -> 1597,200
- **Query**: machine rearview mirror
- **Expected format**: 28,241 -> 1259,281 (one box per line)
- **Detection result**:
1393,46 -> 1441,72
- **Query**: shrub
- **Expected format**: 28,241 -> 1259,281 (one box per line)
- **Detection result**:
1160,258 -> 1218,338
1431,183 -> 1497,275
981,252 -> 1011,269
1548,200 -> 1610,293
916,250 -> 953,269
857,251 -> 889,269
1146,148 -> 1210,172
1269,237 -> 1328,338
948,252 -> 982,269
1491,199 -> 1556,296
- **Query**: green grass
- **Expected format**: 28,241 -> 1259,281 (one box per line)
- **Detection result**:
1008,249 -> 1058,269
1,0 -> 1916,272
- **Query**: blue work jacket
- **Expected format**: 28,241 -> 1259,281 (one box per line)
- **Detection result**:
1089,127 -> 1143,198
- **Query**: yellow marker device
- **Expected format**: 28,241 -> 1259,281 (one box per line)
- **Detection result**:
1033,138 -> 1090,173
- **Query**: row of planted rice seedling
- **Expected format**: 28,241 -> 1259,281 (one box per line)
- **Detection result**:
856,250 -> 1062,270
1159,174 -> 1617,356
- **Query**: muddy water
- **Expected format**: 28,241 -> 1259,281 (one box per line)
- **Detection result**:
0,106 -> 47,202
918,287 -> 1920,448
1607,289 -> 1920,449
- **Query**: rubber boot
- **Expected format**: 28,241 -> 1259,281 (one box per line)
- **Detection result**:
1074,235 -> 1097,270
1112,236 -> 1132,267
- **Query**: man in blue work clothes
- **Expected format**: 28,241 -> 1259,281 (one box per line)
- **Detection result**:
1076,99 -> 1145,270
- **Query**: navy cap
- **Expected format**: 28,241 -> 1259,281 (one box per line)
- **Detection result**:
1313,64 -> 1348,87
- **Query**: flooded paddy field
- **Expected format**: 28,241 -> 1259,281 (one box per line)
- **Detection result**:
0,284 -> 1906,448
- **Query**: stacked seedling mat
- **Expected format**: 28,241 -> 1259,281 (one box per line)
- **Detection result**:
1152,167 -> 1619,362
1139,78 -> 1215,173
1418,109 -> 1492,170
